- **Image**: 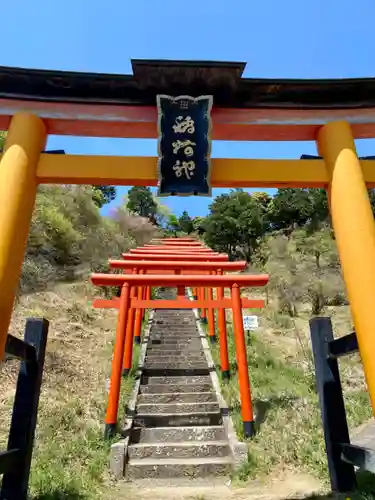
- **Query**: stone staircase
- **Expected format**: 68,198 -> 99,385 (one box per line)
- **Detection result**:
126,292 -> 234,479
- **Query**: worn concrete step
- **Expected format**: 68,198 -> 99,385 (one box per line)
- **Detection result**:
144,361 -> 208,368
133,411 -> 222,427
130,425 -> 227,443
152,324 -> 196,327
147,340 -> 203,352
137,392 -> 216,404
150,332 -> 201,342
148,340 -> 203,347
128,440 -> 230,459
137,402 -> 219,414
152,324 -> 198,328
150,327 -> 199,337
145,349 -> 204,356
145,355 -> 206,363
142,369 -> 210,378
126,456 -> 233,479
140,383 -> 213,394
150,334 -> 201,339
142,375 -> 211,385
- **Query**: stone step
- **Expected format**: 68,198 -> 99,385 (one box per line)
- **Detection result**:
151,322 -> 197,332
142,375 -> 211,385
130,425 -> 227,443
137,402 -> 219,414
148,340 -> 203,347
140,383 -> 213,394
150,333 -> 201,339
144,361 -> 208,369
138,392 -> 216,404
150,327 -> 199,337
126,456 -> 233,479
145,349 -> 204,356
150,335 -> 201,339
142,368 -> 210,377
128,440 -> 230,459
145,355 -> 206,363
133,411 -> 222,427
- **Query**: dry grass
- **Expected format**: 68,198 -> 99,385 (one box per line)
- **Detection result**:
0,281 -> 138,500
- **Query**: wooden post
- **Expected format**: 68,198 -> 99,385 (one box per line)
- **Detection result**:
0,113 -> 46,358
309,317 -> 356,492
231,284 -> 255,438
0,318 -> 49,500
217,271 -> 230,380
105,283 -> 130,438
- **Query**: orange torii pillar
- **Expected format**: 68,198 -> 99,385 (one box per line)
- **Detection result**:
91,272 -> 268,438
216,269 -> 230,380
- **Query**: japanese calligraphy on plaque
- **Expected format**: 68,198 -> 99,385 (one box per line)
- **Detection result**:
156,95 -> 213,196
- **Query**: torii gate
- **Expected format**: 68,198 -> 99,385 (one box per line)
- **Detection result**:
1,60 -> 375,414
91,272 -> 269,438
96,258 -> 250,379
122,247 -> 227,335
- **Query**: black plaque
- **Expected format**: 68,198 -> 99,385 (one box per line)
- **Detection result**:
157,95 -> 213,196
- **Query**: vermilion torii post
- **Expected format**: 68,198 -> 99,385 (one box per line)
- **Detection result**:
91,273 -> 269,439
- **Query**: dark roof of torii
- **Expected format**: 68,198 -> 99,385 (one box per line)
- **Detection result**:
0,59 -> 375,109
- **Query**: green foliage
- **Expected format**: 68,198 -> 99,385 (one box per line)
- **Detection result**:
21,185 -> 134,292
0,130 -> 6,149
126,186 -> 157,221
204,190 -> 267,260
166,214 -> 181,235
267,188 -> 329,232
91,186 -> 116,207
192,216 -> 206,235
178,210 -> 194,234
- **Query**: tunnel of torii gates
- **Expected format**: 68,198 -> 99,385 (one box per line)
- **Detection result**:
1,59 -> 375,418
90,239 -> 269,438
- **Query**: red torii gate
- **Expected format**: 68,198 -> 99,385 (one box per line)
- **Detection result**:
122,253 -> 228,261
90,273 -> 269,439
122,250 -> 228,334
133,246 -> 214,253
97,259 -> 249,379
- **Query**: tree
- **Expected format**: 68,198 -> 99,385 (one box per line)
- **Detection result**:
204,191 -> 267,261
192,216 -> 206,236
153,196 -> 172,229
92,186 -> 116,207
167,214 -> 181,236
178,211 -> 194,234
266,189 -> 314,232
127,187 -> 157,221
0,131 -> 6,150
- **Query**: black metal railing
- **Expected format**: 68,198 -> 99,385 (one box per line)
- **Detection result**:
0,318 -> 49,500
310,317 -> 374,493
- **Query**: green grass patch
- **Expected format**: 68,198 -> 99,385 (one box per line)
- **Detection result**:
27,311 -> 146,499
209,322 -> 372,488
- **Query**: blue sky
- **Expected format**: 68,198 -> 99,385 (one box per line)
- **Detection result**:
1,0 -> 375,217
